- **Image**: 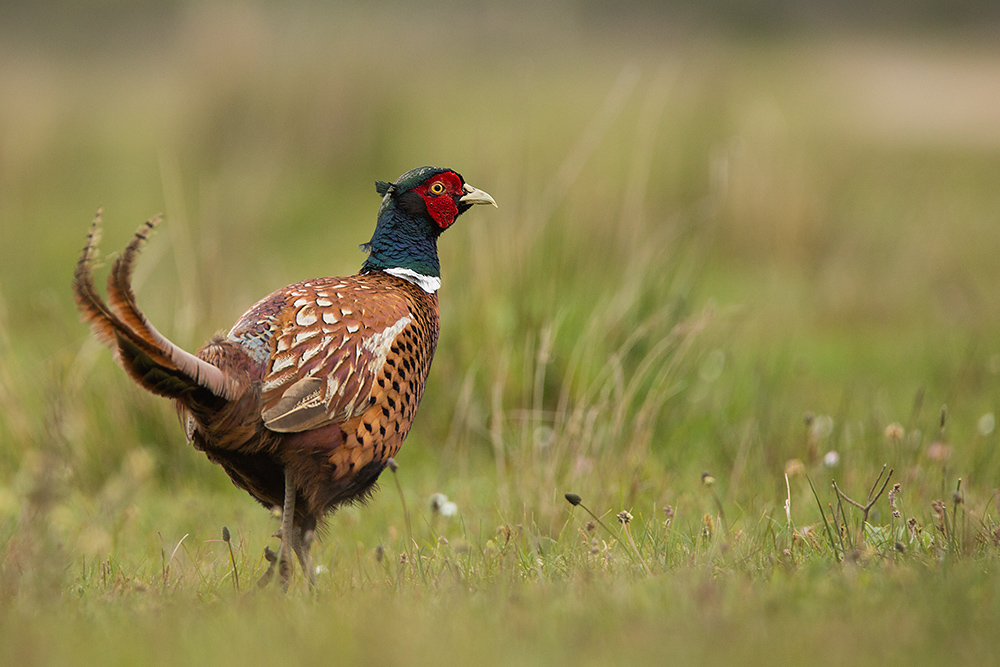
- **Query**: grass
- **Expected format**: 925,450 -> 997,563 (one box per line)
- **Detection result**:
3,4 -> 1000,665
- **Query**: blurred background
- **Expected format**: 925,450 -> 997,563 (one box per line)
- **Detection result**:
2,1 -> 1000,569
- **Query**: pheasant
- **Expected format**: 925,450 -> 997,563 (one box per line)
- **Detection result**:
73,166 -> 496,589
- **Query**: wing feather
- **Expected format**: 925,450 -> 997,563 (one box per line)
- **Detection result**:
257,279 -> 413,433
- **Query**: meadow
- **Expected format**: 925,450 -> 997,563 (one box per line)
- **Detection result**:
2,4 -> 1000,665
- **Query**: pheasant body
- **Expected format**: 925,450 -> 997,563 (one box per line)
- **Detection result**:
73,166 -> 496,588
191,272 -> 440,525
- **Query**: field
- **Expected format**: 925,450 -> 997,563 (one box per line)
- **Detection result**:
3,4 -> 1000,665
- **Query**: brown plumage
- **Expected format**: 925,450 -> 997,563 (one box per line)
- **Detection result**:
72,167 -> 496,589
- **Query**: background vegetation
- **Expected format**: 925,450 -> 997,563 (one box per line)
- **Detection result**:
2,3 -> 1000,665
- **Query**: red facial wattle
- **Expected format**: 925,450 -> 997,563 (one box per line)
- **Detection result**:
418,172 -> 464,229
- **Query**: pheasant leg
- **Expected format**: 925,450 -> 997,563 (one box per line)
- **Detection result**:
293,528 -> 317,589
278,468 -> 296,591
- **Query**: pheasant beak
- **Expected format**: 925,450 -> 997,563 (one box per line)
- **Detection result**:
459,183 -> 498,208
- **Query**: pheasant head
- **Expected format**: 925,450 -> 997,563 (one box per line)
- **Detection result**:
360,166 -> 496,291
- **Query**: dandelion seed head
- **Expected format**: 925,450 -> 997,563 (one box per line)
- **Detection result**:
885,422 -> 905,441
430,493 -> 448,513
784,459 -> 805,477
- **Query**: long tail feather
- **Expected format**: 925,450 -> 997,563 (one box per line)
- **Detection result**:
72,212 -> 241,401
72,210 -> 122,348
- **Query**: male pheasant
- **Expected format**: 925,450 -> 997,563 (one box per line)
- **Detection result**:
73,166 -> 496,589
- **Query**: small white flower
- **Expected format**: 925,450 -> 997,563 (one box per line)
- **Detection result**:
978,413 -> 995,436
430,493 -> 448,513
823,450 -> 840,467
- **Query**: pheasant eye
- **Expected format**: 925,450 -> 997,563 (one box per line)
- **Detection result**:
428,181 -> 446,195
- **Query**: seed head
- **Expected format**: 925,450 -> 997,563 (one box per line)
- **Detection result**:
888,482 -> 901,509
884,422 -> 905,442
221,526 -> 231,543
617,510 -> 632,525
784,459 -> 805,477
430,492 -> 448,513
565,493 -> 582,506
